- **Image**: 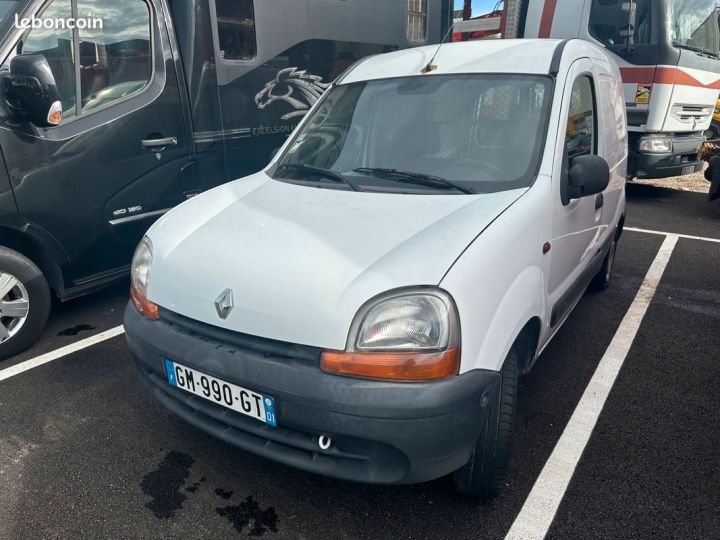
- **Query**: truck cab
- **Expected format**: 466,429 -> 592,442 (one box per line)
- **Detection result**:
535,0 -> 719,179
0,0 -> 452,359
486,0 -> 720,179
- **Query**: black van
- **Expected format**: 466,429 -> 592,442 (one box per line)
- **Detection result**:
0,0 -> 453,359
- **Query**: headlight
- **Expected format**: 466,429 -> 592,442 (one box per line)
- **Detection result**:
639,136 -> 672,154
131,237 -> 153,296
130,237 -> 159,320
321,290 -> 460,382
355,294 -> 453,351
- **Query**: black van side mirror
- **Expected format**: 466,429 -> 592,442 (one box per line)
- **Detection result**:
563,154 -> 610,204
7,54 -> 63,127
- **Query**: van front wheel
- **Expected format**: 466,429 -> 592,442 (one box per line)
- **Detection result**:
590,238 -> 618,291
0,247 -> 51,361
453,348 -> 518,499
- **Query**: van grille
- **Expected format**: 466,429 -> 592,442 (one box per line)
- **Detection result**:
160,310 -> 322,365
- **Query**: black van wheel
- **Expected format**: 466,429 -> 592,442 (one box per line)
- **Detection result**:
590,238 -> 617,292
0,247 -> 51,361
453,348 -> 518,499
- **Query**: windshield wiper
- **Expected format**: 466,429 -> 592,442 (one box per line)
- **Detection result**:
276,163 -> 360,191
353,168 -> 475,194
672,42 -> 719,59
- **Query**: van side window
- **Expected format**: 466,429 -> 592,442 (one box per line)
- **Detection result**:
11,0 -> 152,120
565,76 -> 595,158
77,0 -> 152,113
215,0 -> 257,60
20,0 -> 77,119
407,0 -> 427,42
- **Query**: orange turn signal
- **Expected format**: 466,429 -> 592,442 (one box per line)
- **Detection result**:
131,284 -> 160,321
47,100 -> 63,126
321,348 -> 460,382
48,110 -> 63,125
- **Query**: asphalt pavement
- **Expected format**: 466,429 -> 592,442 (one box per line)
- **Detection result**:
0,183 -> 718,539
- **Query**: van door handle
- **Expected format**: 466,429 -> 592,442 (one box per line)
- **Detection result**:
141,136 -> 177,149
595,193 -> 604,210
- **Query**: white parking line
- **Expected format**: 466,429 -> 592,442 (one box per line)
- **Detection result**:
0,326 -> 125,384
506,234 -> 679,540
626,226 -> 720,244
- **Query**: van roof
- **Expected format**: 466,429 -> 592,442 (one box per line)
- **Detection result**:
340,39 -> 566,84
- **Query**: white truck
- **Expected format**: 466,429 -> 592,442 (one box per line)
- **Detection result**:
458,0 -> 720,180
125,38 -> 627,498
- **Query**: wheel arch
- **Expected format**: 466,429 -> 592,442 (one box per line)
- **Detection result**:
616,213 -> 625,240
514,317 -> 542,375
461,265 -> 546,374
0,226 -> 65,296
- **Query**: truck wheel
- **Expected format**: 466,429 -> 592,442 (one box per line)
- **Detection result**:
590,238 -> 617,292
0,247 -> 51,361
453,348 -> 518,499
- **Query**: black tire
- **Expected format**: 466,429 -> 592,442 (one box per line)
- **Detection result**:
589,238 -> 617,292
704,125 -> 719,142
453,348 -> 518,499
0,247 -> 51,361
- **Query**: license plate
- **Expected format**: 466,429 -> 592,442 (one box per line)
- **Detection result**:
164,359 -> 277,427
682,165 -> 697,175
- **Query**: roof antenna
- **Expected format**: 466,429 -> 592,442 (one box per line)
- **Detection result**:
422,23 -> 455,74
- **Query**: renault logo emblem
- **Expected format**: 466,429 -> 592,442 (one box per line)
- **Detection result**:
215,289 -> 234,320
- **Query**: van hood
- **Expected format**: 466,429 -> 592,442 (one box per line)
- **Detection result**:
146,173 -> 525,349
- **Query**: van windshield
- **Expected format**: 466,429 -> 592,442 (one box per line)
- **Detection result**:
274,74 -> 553,194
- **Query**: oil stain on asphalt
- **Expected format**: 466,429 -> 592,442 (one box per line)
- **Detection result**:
216,494 -> 278,537
216,488 -> 234,499
140,451 -> 195,518
185,476 -> 206,493
140,452 -> 278,535
57,324 -> 97,337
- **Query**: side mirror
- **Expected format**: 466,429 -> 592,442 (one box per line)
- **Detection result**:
563,154 -> 610,204
7,54 -> 63,127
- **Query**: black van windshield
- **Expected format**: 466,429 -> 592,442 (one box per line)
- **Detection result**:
0,1 -> 22,38
274,74 -> 553,194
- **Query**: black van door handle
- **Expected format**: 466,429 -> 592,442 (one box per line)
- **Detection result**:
595,193 -> 604,210
141,136 -> 177,149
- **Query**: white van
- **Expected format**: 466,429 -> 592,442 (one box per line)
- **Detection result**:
124,39 -> 627,498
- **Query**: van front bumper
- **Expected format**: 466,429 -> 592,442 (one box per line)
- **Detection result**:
124,304 -> 499,485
